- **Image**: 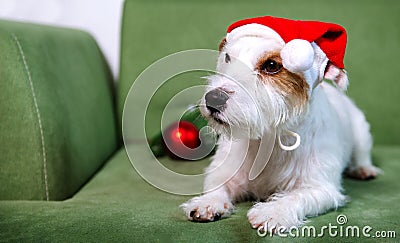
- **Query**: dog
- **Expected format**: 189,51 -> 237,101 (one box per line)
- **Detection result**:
181,16 -> 381,232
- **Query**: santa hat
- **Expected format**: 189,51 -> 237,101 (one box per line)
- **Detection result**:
227,16 -> 347,73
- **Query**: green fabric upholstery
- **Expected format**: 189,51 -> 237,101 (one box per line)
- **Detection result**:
115,0 -> 400,240
0,20 -> 118,200
119,0 -> 400,145
0,146 -> 398,241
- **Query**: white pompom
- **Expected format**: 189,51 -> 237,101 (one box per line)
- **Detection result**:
281,39 -> 314,73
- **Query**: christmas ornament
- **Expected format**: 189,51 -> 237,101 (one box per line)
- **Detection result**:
149,106 -> 216,160
162,120 -> 200,160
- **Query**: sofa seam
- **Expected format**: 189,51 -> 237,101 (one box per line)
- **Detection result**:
12,33 -> 50,201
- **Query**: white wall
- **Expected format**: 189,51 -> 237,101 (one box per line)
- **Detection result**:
0,0 -> 124,79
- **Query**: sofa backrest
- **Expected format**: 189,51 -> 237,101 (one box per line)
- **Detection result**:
0,20 -> 118,200
118,0 -> 400,146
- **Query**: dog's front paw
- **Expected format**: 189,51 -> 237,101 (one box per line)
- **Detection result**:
247,202 -> 302,231
180,195 -> 233,222
346,165 -> 382,180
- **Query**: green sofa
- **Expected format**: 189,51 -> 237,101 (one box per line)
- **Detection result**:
1,0 -> 399,241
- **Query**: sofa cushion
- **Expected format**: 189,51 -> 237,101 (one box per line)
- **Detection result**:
118,0 -> 400,145
0,20 -> 118,200
0,145 -> 398,241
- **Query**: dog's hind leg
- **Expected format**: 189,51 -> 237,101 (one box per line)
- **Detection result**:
345,101 -> 382,180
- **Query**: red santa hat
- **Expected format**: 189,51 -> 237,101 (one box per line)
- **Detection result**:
227,16 -> 347,72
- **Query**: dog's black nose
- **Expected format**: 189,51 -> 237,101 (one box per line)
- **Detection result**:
205,88 -> 229,114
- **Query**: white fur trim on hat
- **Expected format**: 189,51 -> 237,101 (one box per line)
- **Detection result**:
226,23 -> 285,46
281,39 -> 314,73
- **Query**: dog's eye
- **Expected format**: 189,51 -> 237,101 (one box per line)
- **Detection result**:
225,53 -> 231,63
261,59 -> 282,74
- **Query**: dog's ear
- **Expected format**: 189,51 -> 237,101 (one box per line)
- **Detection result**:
219,37 -> 227,52
324,62 -> 349,91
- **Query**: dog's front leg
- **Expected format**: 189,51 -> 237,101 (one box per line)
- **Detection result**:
180,186 -> 234,222
247,183 -> 346,231
181,138 -> 250,222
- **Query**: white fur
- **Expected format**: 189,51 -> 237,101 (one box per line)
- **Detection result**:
181,24 -> 380,231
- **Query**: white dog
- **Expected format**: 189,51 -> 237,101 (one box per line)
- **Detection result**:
181,16 -> 380,232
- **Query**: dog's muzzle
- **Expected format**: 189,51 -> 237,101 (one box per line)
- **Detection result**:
205,88 -> 229,114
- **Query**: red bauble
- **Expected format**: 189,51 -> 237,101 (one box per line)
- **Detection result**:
162,121 -> 200,160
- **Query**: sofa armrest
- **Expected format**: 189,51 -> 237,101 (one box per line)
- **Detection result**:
0,20 -> 118,200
